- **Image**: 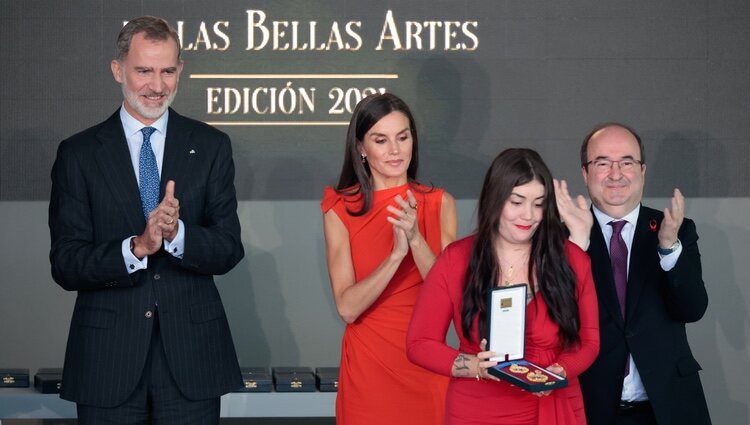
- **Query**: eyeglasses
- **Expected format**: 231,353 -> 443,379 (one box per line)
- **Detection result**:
585,158 -> 643,173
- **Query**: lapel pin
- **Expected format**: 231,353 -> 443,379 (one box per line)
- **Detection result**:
189,149 -> 196,154
649,219 -> 657,232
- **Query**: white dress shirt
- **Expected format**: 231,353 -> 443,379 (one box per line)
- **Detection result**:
118,106 -> 185,273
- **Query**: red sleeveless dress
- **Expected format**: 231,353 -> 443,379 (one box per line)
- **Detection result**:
321,183 -> 449,425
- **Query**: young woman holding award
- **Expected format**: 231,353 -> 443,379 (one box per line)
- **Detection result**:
321,93 -> 457,424
406,148 -> 599,425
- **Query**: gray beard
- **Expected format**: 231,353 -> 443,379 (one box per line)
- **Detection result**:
122,86 -> 177,121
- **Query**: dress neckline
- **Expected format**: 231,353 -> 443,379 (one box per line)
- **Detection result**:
372,183 -> 410,200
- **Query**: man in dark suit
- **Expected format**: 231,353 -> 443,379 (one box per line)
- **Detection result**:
555,123 -> 710,425
49,16 -> 244,424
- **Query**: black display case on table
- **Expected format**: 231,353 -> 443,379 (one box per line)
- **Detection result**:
272,367 -> 316,392
34,368 -> 63,394
235,367 -> 273,392
315,367 -> 339,392
0,369 -> 29,388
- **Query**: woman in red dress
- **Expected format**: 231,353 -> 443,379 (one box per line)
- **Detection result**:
407,148 -> 599,425
321,93 -> 457,424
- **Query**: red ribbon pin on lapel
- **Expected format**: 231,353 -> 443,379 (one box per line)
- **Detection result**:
649,219 -> 657,232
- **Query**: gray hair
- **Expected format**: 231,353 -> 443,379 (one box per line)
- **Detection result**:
116,16 -> 181,61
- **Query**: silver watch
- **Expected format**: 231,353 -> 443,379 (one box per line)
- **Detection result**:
657,239 -> 681,255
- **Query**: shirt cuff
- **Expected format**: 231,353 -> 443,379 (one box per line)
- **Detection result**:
164,219 -> 185,259
658,241 -> 683,271
122,236 -> 148,274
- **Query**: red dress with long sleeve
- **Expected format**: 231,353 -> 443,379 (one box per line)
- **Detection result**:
407,235 -> 599,425
322,183 -> 449,425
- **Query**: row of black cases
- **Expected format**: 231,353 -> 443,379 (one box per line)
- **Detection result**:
2,367 -> 336,394
236,367 -> 339,392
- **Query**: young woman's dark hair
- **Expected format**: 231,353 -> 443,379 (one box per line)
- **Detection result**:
460,148 -> 581,348
335,93 -> 420,216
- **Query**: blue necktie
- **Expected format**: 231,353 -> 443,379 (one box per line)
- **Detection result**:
139,127 -> 160,220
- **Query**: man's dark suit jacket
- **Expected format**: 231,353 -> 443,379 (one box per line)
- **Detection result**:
579,205 -> 710,425
49,108 -> 244,407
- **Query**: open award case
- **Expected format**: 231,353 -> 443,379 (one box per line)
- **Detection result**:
486,284 -> 567,392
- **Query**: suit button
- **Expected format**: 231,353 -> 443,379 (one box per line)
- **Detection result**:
145,310 -> 153,319
154,274 -> 160,280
